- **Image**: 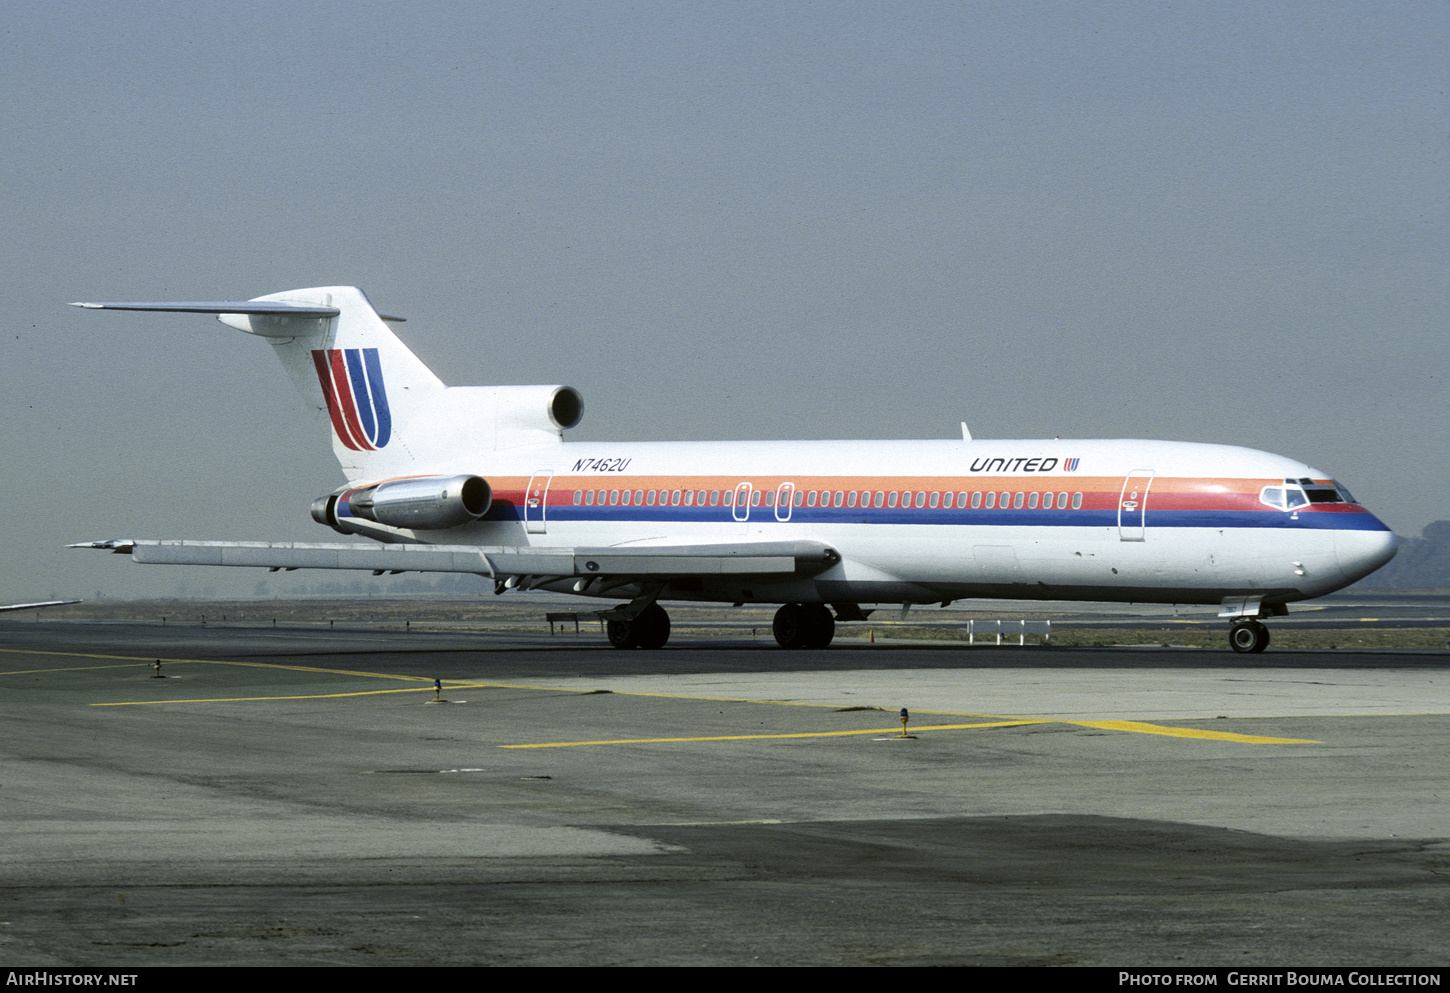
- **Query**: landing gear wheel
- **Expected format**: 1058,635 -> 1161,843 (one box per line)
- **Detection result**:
633,603 -> 671,650
606,619 -> 639,649
1228,620 -> 1270,654
773,603 -> 807,649
607,603 -> 671,650
773,603 -> 835,649
801,603 -> 835,648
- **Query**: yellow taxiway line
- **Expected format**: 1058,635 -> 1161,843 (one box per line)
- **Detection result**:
1069,719 -> 1319,744
0,647 -> 431,683
3,647 -> 1320,745
0,662 -> 162,676
501,720 -> 1047,748
503,720 -> 1318,748
89,686 -> 452,706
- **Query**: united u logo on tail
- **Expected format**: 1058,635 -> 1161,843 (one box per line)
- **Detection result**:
311,348 -> 392,450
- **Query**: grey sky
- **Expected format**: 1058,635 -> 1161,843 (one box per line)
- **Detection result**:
2,1 -> 1445,600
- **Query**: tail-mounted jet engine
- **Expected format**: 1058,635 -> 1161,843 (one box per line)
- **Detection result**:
312,474 -> 491,533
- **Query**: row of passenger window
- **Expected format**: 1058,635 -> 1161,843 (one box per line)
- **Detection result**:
574,488 -> 719,507
570,487 -> 1086,510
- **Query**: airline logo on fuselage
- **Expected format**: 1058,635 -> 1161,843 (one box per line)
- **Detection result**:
969,456 -> 1078,473
311,348 -> 392,451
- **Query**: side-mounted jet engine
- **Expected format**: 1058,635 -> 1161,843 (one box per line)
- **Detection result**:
312,474 -> 491,533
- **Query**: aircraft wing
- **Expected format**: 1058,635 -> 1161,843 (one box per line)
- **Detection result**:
0,599 -> 81,613
71,539 -> 840,580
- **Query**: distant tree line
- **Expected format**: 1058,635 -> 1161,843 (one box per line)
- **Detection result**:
1352,521 -> 1450,590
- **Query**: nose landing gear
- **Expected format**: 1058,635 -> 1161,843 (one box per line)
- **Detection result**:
1228,619 -> 1270,654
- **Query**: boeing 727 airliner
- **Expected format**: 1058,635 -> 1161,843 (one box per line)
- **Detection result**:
71,286 -> 1397,653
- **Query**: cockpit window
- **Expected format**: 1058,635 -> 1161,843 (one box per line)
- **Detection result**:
1261,479 -> 1346,510
1299,478 -> 1345,504
1260,484 -> 1307,510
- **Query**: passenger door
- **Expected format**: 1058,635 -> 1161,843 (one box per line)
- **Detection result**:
524,470 -> 553,534
1118,470 -> 1153,541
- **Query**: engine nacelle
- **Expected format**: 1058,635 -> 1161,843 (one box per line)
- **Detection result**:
426,384 -> 584,451
312,474 -> 491,532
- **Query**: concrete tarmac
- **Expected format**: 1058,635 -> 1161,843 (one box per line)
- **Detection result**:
1,621 -> 1446,966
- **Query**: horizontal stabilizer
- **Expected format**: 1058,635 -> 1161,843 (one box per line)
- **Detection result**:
71,539 -> 840,579
0,599 -> 81,613
70,301 -> 341,317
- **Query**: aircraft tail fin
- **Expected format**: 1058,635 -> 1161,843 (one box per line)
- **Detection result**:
72,287 -> 582,482
240,287 -> 445,477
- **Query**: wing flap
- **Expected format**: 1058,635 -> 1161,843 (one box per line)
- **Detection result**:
573,541 -> 834,576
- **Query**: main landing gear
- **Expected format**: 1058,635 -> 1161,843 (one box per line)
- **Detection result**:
606,602 -> 671,649
1228,619 -> 1270,654
772,603 -> 835,649
603,602 -> 838,650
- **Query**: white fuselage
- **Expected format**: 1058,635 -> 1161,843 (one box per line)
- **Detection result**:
337,436 -> 1398,608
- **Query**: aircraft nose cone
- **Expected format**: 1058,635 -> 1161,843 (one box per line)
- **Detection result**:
1334,526 -> 1398,584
